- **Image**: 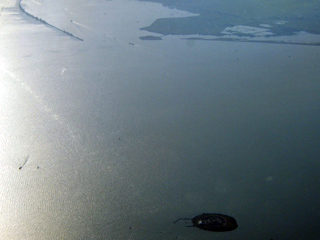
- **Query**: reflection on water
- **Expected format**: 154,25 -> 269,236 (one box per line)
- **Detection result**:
0,0 -> 320,239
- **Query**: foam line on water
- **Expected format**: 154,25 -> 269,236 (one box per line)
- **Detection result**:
29,0 -> 42,6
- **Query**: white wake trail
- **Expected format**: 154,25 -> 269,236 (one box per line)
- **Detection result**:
1,67 -> 79,142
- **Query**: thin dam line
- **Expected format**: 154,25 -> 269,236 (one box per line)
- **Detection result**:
18,0 -> 83,41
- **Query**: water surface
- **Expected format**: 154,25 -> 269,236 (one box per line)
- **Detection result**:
0,0 -> 319,239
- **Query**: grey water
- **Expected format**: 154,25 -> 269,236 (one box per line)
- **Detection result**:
0,0 -> 320,239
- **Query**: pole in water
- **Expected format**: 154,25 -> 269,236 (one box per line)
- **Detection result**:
19,155 -> 30,170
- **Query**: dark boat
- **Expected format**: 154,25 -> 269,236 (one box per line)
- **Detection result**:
174,213 -> 238,232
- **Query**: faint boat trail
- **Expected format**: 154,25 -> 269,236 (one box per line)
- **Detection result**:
70,19 -> 124,44
69,19 -> 163,51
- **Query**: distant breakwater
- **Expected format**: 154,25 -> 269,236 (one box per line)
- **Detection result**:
19,0 -> 83,41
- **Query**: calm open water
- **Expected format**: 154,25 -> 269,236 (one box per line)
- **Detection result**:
0,0 -> 320,239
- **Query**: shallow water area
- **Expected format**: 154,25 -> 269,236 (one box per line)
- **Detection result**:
140,0 -> 320,45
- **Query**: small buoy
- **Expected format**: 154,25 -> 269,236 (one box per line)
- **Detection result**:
174,213 -> 238,232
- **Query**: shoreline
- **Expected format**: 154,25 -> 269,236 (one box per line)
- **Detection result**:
18,0 -> 320,46
181,36 -> 320,47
